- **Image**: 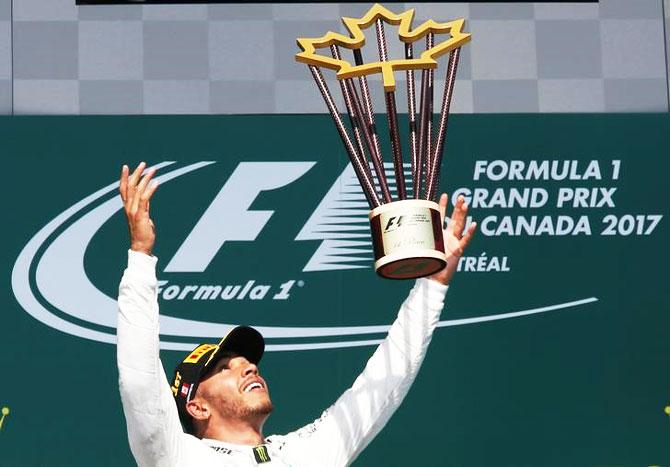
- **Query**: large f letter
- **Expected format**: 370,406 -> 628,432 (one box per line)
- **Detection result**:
165,162 -> 315,272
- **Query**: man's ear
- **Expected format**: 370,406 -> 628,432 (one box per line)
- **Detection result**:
186,397 -> 211,422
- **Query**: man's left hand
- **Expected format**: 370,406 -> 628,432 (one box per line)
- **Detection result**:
430,193 -> 477,286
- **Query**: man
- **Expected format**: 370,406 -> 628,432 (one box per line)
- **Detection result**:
117,162 -> 476,466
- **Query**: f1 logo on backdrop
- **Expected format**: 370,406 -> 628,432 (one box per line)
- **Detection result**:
12,161 -> 597,351
165,162 -> 314,273
163,161 -> 382,274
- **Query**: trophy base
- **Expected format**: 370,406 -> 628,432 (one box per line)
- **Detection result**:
369,199 -> 446,280
375,251 -> 446,280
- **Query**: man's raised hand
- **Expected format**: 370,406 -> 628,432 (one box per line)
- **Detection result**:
119,162 -> 159,256
430,193 -> 477,286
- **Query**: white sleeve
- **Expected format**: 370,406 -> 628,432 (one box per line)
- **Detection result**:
278,278 -> 448,467
117,250 -> 186,467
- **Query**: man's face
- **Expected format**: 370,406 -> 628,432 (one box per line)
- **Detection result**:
196,353 -> 273,422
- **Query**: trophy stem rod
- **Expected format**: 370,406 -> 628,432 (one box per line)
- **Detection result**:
417,34 -> 435,200
424,34 -> 436,200
405,43 -> 419,198
375,19 -> 406,200
331,45 -> 378,199
426,47 -> 460,202
416,69 -> 428,199
309,65 -> 380,208
353,48 -> 392,204
384,94 -> 406,200
348,80 -> 393,204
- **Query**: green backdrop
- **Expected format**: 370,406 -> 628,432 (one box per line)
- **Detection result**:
1,114 -> 668,466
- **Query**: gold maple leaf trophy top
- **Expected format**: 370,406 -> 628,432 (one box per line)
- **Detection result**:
295,4 -> 472,280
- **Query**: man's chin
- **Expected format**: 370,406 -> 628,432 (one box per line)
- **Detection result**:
256,399 -> 274,416
245,395 -> 273,416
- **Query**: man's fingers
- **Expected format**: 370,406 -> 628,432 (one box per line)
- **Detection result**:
438,193 -> 448,227
128,162 -> 146,186
131,167 -> 156,215
451,195 -> 468,237
458,222 -> 477,251
128,162 -> 156,213
136,167 -> 157,196
119,165 -> 129,203
127,162 -> 146,203
139,180 -> 159,212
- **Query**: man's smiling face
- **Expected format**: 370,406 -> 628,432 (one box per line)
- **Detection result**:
196,352 -> 273,423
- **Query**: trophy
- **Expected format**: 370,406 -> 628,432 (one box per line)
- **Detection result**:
296,4 -> 471,279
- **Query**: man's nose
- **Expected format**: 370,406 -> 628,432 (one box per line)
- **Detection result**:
242,362 -> 258,376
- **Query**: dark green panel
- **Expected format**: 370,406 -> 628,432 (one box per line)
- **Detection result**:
1,114 -> 668,466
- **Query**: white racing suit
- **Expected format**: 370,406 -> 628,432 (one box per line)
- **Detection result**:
118,250 -> 448,467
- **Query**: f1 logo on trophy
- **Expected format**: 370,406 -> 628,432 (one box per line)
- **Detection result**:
296,4 -> 471,279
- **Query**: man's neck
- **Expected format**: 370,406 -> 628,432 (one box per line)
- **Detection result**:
201,418 -> 265,446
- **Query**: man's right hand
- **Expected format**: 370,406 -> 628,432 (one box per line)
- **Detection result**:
119,162 -> 159,256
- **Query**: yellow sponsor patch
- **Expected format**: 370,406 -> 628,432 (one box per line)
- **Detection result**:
171,371 -> 182,397
183,344 -> 217,364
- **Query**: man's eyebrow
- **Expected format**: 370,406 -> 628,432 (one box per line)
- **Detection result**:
202,353 -> 235,380
215,352 -> 238,369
